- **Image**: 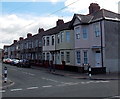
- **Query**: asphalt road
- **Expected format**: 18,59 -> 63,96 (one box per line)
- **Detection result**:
1,63 -> 119,98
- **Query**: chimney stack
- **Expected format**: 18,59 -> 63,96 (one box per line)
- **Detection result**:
56,19 -> 64,26
13,40 -> 17,43
89,3 -> 100,14
27,33 -> 32,38
19,37 -> 24,41
38,28 -> 44,33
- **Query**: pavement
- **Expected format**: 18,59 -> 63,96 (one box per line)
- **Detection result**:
0,74 -> 14,90
31,66 -> 120,80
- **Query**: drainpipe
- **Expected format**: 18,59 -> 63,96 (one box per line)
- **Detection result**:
100,21 -> 104,67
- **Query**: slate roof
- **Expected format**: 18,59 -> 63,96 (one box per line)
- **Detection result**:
9,8 -> 120,46
70,9 -> 120,26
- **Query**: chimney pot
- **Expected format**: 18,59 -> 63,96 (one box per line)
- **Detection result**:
19,37 -> 24,41
27,33 -> 32,38
38,28 -> 44,33
56,19 -> 64,26
89,3 -> 100,14
14,40 -> 17,43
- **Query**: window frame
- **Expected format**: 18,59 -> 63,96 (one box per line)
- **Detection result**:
83,51 -> 88,64
66,31 -> 70,42
75,27 -> 80,39
83,27 -> 88,39
94,24 -> 100,37
76,51 -> 81,64
46,37 -> 50,46
66,52 -> 70,63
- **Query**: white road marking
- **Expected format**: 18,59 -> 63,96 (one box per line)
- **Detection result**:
42,85 -> 52,88
57,84 -> 67,87
0,90 -> 5,93
22,72 -> 35,76
42,77 -> 58,83
113,96 -> 120,98
81,82 -> 86,84
10,69 -> 17,71
99,81 -> 110,83
27,87 -> 38,90
28,73 -> 35,76
11,88 -> 23,92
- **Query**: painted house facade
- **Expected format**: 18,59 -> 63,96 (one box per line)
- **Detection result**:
70,3 -> 120,73
42,19 -> 75,67
3,3 -> 120,73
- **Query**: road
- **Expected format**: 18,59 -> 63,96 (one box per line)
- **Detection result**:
1,63 -> 119,98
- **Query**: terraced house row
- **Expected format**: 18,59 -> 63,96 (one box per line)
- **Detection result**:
3,3 -> 120,73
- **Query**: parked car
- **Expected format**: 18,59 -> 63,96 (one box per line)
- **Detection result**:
3,58 -> 12,64
17,59 -> 31,68
11,59 -> 20,66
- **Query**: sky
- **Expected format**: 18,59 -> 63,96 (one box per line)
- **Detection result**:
0,0 -> 119,49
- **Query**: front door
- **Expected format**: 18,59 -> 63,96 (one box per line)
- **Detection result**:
95,51 -> 101,67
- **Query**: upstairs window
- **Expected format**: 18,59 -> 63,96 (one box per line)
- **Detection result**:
94,24 -> 100,37
57,34 -> 60,44
83,27 -> 88,39
35,40 -> 38,47
42,37 -> 45,46
61,32 -> 64,42
66,31 -> 70,42
52,36 -> 54,45
38,41 -> 42,47
46,37 -> 50,46
75,27 -> 80,39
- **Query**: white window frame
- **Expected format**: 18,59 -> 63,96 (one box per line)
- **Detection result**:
94,23 -> 100,37
75,27 -> 80,39
83,27 -> 88,39
83,51 -> 88,64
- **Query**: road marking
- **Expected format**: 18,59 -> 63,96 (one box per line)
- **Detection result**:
112,96 -> 120,98
22,72 -> 35,76
81,82 -> 86,84
10,68 -> 17,71
0,90 -> 5,93
42,77 -> 58,83
99,81 -> 110,83
27,87 -> 38,90
42,85 -> 52,88
64,82 -> 79,85
57,84 -> 66,87
11,88 -> 23,92
28,73 -> 35,76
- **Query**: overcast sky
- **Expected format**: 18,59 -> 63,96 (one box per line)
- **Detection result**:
0,0 -> 119,49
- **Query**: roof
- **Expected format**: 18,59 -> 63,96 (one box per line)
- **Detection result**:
9,21 -> 71,47
70,9 -> 120,27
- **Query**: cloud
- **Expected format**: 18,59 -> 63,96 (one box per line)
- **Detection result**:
0,14 -> 71,49
64,0 -> 119,14
2,0 -> 66,2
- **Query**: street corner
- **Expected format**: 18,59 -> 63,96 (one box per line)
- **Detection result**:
1,79 -> 14,90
